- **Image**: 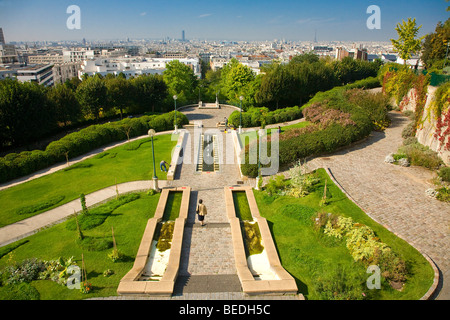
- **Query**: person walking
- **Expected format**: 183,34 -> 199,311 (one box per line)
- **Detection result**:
160,160 -> 169,172
196,199 -> 207,226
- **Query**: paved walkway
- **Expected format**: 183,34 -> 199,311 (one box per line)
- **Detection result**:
274,111 -> 449,300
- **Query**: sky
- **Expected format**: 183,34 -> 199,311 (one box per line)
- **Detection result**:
0,0 -> 449,42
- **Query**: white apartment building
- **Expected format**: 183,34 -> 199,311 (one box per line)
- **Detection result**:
0,44 -> 17,64
79,57 -> 201,79
16,64 -> 54,86
29,54 -> 64,65
63,48 -> 96,63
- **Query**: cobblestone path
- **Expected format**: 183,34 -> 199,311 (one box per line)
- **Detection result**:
303,112 -> 449,300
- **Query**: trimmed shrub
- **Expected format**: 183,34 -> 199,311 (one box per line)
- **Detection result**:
438,167 -> 450,182
0,112 -> 188,184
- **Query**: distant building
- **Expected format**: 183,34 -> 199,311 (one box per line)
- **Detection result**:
52,62 -> 80,85
0,44 -> 18,64
16,64 -> 54,86
312,45 -> 334,57
29,53 -> 64,65
335,46 -> 368,61
0,28 -> 5,44
79,57 -> 201,79
62,48 -> 96,63
210,56 -> 228,71
381,54 -> 398,63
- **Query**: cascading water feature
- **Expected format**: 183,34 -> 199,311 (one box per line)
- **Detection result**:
197,134 -> 218,172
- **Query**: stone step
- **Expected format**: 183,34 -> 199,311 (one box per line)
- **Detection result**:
173,274 -> 242,294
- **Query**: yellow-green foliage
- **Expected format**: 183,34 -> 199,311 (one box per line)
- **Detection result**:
431,82 -> 450,120
324,215 -> 397,266
156,222 -> 174,252
243,221 -> 264,256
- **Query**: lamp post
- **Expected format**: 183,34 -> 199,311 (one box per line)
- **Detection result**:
148,129 -> 159,191
255,128 -> 264,190
173,95 -> 178,134
239,95 -> 244,134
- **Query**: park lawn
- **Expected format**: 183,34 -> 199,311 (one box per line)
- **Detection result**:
0,191 -> 160,300
239,121 -> 310,147
0,134 -> 178,228
253,168 -> 435,300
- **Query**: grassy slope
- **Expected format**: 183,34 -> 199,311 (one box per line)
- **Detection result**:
253,168 -> 434,300
0,192 -> 160,299
0,134 -> 178,227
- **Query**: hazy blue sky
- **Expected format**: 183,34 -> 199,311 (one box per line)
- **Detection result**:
0,0 -> 448,42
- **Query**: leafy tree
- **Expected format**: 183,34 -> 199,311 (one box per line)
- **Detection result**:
0,79 -> 56,147
391,17 -> 424,63
220,58 -> 256,106
64,77 -> 81,91
75,76 -> 108,120
290,52 -> 320,65
256,63 -> 297,109
105,76 -> 131,118
163,60 -> 198,103
421,18 -> 450,70
130,74 -> 167,113
47,84 -> 80,126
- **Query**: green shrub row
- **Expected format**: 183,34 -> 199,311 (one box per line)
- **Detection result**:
228,105 -> 303,128
0,111 -> 188,183
240,79 -> 380,177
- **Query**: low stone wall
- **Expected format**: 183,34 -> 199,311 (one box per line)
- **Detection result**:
224,186 -> 299,296
167,130 -> 187,181
117,186 -> 190,296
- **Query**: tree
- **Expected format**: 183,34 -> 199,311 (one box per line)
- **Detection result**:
421,18 -> 450,70
391,17 -> 424,64
47,84 -> 80,126
220,58 -> 256,106
0,79 -> 56,147
75,76 -> 108,120
163,60 -> 198,103
130,74 -> 167,113
290,52 -> 320,65
105,76 -> 131,119
256,64 -> 296,109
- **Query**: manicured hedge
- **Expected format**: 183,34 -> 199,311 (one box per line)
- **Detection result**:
0,111 -> 188,183
228,105 -> 303,128
240,78 -> 382,177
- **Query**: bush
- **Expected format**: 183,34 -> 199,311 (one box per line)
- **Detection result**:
438,167 -> 450,182
402,122 -> 416,139
436,186 -> 450,202
0,112 -> 189,184
229,106 -> 303,128
398,142 -> 443,169
264,174 -> 288,196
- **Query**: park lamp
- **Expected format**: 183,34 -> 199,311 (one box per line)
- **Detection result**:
148,129 -> 159,191
239,95 -> 244,134
173,95 -> 178,134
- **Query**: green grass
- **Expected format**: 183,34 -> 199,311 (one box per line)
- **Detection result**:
239,121 -> 311,147
162,191 -> 182,221
0,134 -> 178,228
254,168 -> 435,300
232,191 -> 253,221
0,192 -> 160,300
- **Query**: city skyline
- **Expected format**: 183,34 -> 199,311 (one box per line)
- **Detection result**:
0,0 -> 448,43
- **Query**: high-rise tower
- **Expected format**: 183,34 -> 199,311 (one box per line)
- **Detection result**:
182,30 -> 185,42
0,28 -> 5,44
